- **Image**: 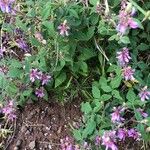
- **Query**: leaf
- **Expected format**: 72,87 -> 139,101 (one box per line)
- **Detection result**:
120,36 -> 130,44
69,9 -> 79,18
92,85 -> 101,99
73,130 -> 82,141
86,26 -> 95,40
82,118 -> 96,138
100,94 -> 112,101
42,21 -> 56,37
81,102 -> 92,114
112,90 -> 123,100
23,88 -> 33,97
101,85 -> 112,92
126,89 -> 136,101
55,72 -> 66,88
110,76 -> 122,89
8,68 -> 23,78
89,0 -> 98,5
41,2 -> 51,20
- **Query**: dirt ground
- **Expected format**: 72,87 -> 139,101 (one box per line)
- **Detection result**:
4,99 -> 82,150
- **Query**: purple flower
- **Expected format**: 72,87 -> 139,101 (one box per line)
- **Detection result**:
35,87 -> 45,98
111,106 -> 125,123
41,74 -> 51,85
138,86 -> 150,101
58,20 -> 70,36
30,69 -> 40,82
102,131 -> 118,150
137,108 -> 148,118
95,135 -> 101,145
16,38 -> 29,51
0,46 -> 5,57
117,7 -> 138,34
128,128 -> 141,141
2,100 -> 16,121
0,0 -> 15,13
60,136 -> 73,150
128,18 -> 138,29
116,47 -> 131,67
122,66 -> 135,81
117,128 -> 127,141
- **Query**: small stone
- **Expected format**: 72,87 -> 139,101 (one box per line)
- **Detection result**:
29,141 -> 36,149
16,139 -> 22,147
45,126 -> 51,131
44,133 -> 48,136
14,147 -> 19,150
48,144 -> 52,149
21,126 -> 27,133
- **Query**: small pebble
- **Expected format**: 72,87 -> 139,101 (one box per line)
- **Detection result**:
29,141 -> 36,149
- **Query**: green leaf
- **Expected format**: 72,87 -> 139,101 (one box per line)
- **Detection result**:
73,130 -> 82,141
112,90 -> 123,100
81,102 -> 92,114
89,0 -> 98,5
69,9 -> 79,18
55,72 -> 66,88
100,94 -> 112,101
41,2 -> 51,20
8,68 -> 23,78
92,86 -> 101,99
120,36 -> 130,44
82,118 -> 96,138
101,85 -> 112,92
110,76 -> 122,89
126,89 -> 136,101
42,21 -> 56,37
23,88 -> 33,97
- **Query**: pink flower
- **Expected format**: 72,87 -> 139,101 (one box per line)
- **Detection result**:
139,86 -> 150,101
137,108 -> 148,118
35,87 -> 45,98
116,47 -> 131,67
58,20 -> 70,36
102,131 -> 118,150
41,74 -> 51,85
29,69 -> 41,82
117,128 -> 127,141
116,4 -> 138,34
95,135 -> 101,145
111,106 -> 125,123
0,0 -> 15,13
2,100 -> 16,121
122,66 -> 135,81
128,18 -> 138,29
60,136 -> 73,150
128,129 -> 141,141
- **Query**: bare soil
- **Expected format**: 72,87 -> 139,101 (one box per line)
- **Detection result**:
4,99 -> 82,150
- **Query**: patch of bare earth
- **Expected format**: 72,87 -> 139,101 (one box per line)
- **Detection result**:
5,99 -> 82,150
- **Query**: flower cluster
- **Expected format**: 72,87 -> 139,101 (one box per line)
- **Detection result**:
95,128 -> 141,150
116,47 -> 150,102
60,137 -> 91,150
0,0 -> 15,13
29,69 -> 51,98
2,100 -> 16,121
116,47 -> 135,81
117,2 -> 138,34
